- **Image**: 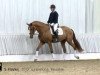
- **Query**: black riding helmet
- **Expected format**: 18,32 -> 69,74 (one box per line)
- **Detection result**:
50,4 -> 56,9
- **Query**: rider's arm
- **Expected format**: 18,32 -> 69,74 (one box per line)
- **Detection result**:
53,12 -> 58,23
47,13 -> 51,23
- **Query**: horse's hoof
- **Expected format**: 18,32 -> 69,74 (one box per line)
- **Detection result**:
64,58 -> 66,60
75,56 -> 79,59
34,59 -> 38,61
52,58 -> 55,61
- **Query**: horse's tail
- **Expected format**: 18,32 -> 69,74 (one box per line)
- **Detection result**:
72,30 -> 83,52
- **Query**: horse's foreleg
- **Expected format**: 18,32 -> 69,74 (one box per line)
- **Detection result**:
34,42 -> 44,61
48,42 -> 54,59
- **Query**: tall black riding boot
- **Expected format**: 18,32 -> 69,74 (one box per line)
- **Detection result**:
54,31 -> 59,42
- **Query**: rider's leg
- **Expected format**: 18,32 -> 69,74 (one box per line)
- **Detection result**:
51,26 -> 55,35
54,23 -> 59,41
54,23 -> 58,32
51,23 -> 55,35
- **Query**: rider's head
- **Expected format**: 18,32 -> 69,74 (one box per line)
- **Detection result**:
50,4 -> 56,12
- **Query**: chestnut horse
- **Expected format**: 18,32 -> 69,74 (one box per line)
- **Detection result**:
27,21 -> 83,60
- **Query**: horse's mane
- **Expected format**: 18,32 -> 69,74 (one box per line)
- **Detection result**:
33,21 -> 49,27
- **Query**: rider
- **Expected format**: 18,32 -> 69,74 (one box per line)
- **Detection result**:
47,4 -> 59,41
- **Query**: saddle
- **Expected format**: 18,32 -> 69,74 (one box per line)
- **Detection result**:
50,25 -> 63,43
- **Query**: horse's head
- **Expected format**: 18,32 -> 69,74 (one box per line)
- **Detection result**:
27,23 -> 36,39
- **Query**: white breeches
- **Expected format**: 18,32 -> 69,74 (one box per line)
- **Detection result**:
50,23 -> 58,32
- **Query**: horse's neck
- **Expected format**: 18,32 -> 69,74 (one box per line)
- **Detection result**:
35,23 -> 49,34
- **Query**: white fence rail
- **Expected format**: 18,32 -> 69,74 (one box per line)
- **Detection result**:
0,34 -> 100,55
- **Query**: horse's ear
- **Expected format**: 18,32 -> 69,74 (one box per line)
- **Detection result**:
27,23 -> 30,30
27,23 -> 30,26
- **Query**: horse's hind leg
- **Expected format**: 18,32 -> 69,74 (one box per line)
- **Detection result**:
34,42 -> 44,61
67,40 -> 79,59
61,41 -> 67,60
